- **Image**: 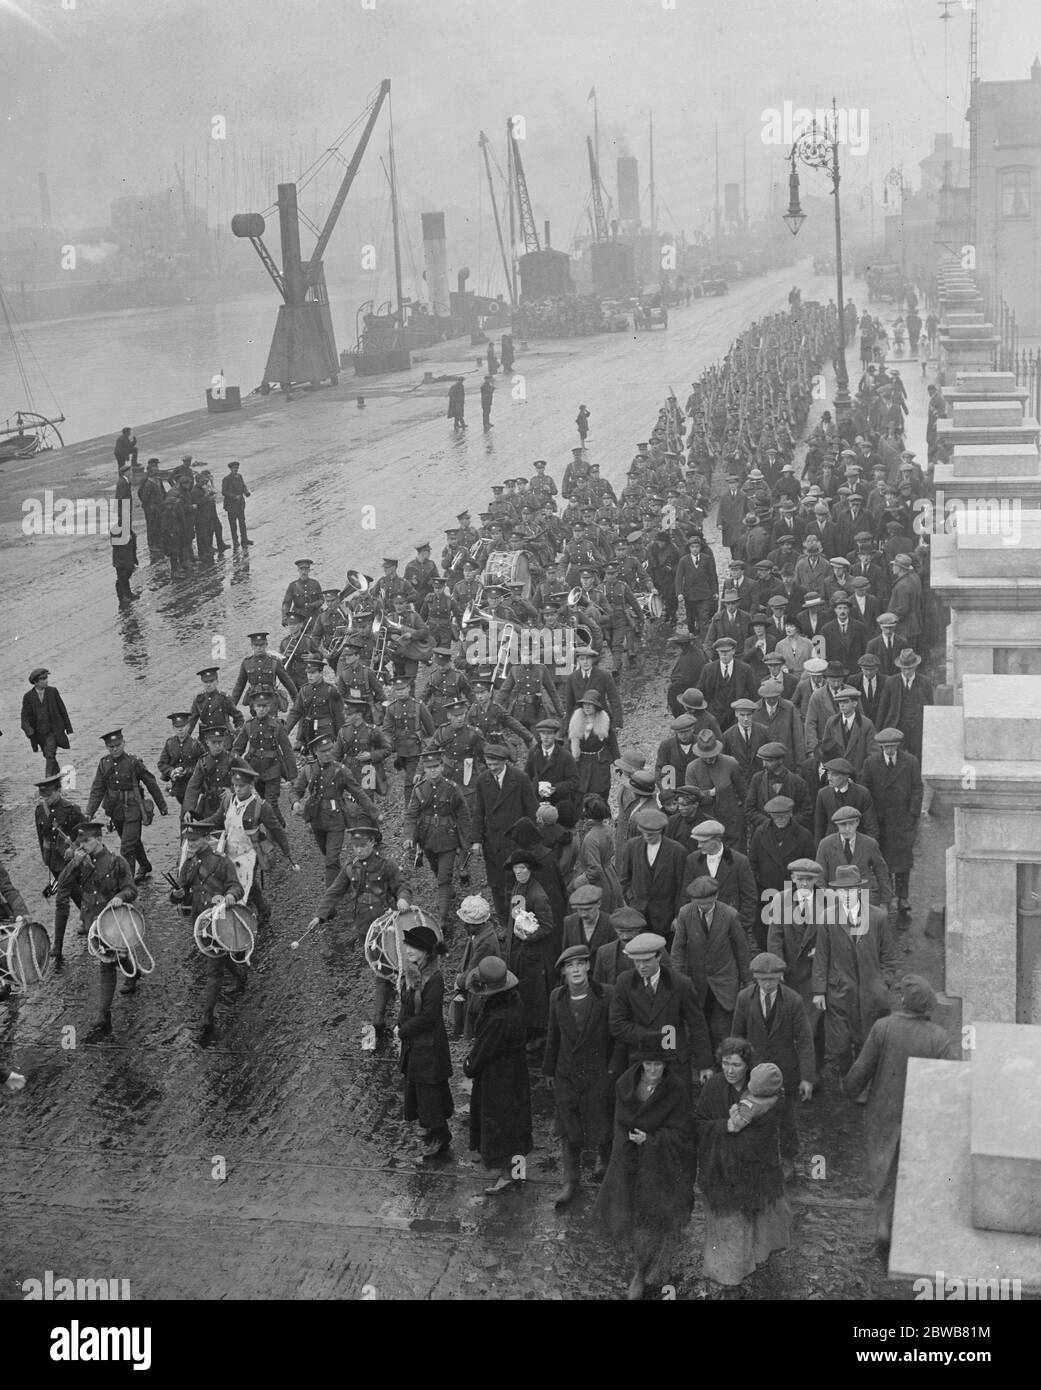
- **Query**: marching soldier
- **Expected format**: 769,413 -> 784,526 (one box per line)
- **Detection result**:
314,589 -> 346,649
232,686 -> 298,825
230,632 -> 298,712
280,611 -> 321,693
285,654 -> 345,748
430,699 -> 485,823
385,591 -> 432,687
383,677 -> 436,803
467,668 -> 536,755
292,731 -> 380,886
600,560 -> 645,670
183,725 -> 235,821
57,822 -> 138,1042
187,666 -> 244,738
423,647 -> 474,728
211,761 -> 299,927
281,558 -> 324,626
171,816 -> 246,1045
404,747 -> 473,926
334,694 -> 393,796
334,632 -> 386,719
35,772 -> 86,962
305,824 -> 410,1037
452,559 -> 483,613
158,712 -> 205,811
404,542 -> 439,605
454,509 -> 481,551
495,653 -> 564,730
371,556 -> 416,608
85,729 -> 169,882
421,578 -> 459,648
529,459 -> 558,503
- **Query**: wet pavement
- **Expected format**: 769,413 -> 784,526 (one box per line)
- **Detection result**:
0,267 -> 954,1300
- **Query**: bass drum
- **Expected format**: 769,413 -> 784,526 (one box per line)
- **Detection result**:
483,550 -> 532,600
0,920 -> 51,993
364,906 -> 443,982
88,902 -> 156,978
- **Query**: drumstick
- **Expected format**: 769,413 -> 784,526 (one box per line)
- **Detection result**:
289,918 -> 325,950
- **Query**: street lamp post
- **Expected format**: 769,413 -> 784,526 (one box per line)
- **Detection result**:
782,98 -> 852,421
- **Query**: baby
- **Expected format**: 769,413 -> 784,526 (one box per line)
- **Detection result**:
727,1061 -> 784,1133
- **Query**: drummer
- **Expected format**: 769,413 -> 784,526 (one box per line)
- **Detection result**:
56,822 -> 139,1043
171,816 -> 246,1045
303,825 -> 411,1042
210,760 -> 300,927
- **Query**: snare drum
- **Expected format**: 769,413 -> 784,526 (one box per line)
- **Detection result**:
0,920 -> 51,993
194,902 -> 257,965
638,591 -> 664,620
483,550 -> 532,600
88,902 -> 156,978
364,906 -> 442,981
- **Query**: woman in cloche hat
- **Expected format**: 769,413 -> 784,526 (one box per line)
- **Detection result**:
463,957 -> 533,1195
398,924 -> 453,1160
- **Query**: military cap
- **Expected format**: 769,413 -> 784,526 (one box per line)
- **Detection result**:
381,557 -> 398,566
229,760 -> 260,779
201,724 -> 227,738
247,631 -> 269,642
415,541 -> 431,551
100,729 -> 124,745
294,558 -> 314,567
35,773 -> 65,791
302,654 -> 325,667
349,824 -> 379,838
309,732 -> 336,751
197,667 -> 219,680
184,817 -> 216,837
76,821 -> 106,839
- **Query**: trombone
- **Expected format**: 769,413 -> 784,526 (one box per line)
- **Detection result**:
491,623 -> 516,682
370,612 -> 406,677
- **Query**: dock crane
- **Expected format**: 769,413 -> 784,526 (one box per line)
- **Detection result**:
586,136 -> 609,242
508,118 -> 541,255
478,130 -> 515,306
232,79 -> 390,392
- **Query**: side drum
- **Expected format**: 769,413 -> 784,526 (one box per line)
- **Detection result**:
364,906 -> 442,982
194,902 -> 257,965
88,902 -> 156,978
0,920 -> 51,993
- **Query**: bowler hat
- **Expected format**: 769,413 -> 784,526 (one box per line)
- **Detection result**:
402,925 -> 443,955
467,957 -> 519,993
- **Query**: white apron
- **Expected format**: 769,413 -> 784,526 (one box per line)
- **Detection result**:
223,792 -> 259,900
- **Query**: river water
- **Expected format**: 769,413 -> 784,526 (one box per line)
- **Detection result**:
1,282 -> 373,446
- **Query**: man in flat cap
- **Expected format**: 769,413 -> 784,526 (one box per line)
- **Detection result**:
618,807 -> 687,949
21,669 -> 73,778
813,759 -> 879,843
681,819 -> 759,947
670,876 -> 751,1047
562,882 -> 613,957
732,951 -> 816,1178
818,685 -> 877,778
817,805 -> 893,907
841,974 -> 956,1252
543,944 -> 625,1204
699,637 -> 757,732
593,907 -> 646,986
608,932 -> 714,1088
748,795 -> 816,902
860,728 -> 923,916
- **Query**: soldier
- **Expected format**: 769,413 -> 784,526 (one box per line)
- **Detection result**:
171,816 -> 247,1045
404,746 -> 473,925
85,729 -> 169,882
292,731 -> 379,886
494,651 -> 563,730
35,772 -> 86,962
161,482 -> 193,573
220,459 -> 252,549
371,557 -> 416,608
186,666 -> 244,738
158,712 -> 205,812
529,459 -> 558,503
383,676 -> 436,803
467,667 -> 535,756
600,561 -> 645,670
183,725 -> 235,821
334,631 -> 385,718
230,632 -> 298,712
281,558 -> 324,626
422,578 -> 458,649
305,824 -> 411,1037
404,542 -> 439,605
232,686 -> 298,825
334,694 -> 393,797
280,611 -> 321,693
384,591 -> 432,687
285,654 -> 345,749
430,698 -> 485,825
211,760 -> 299,926
313,589 -> 345,650
423,647 -> 474,728
58,822 -> 138,1042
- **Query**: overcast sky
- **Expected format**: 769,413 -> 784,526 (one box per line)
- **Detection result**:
3,0 -> 1038,272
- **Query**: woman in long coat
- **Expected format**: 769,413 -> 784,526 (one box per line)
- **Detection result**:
841,975 -> 956,1249
568,690 -> 621,804
463,957 -> 533,1194
695,1037 -> 791,1291
509,817 -> 569,945
683,731 -> 747,852
571,794 -> 623,912
503,849 -> 556,1049
397,924 -> 454,1158
595,1040 -> 697,1300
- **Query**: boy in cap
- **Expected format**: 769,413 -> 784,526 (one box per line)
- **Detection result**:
211,761 -> 299,925
543,943 -> 624,1204
158,713 -> 205,810
593,907 -> 646,985
35,772 -> 86,961
187,666 -> 244,738
85,729 -> 169,882
183,725 -> 235,821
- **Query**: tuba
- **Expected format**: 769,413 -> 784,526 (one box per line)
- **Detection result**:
87,902 -> 155,978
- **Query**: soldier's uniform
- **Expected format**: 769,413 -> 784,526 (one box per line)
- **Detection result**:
158,714 -> 205,808
210,775 -> 294,926
186,666 -> 245,737
431,704 -> 486,823
174,824 -> 246,1039
405,754 -> 472,924
232,695 -> 298,825
601,574 -> 645,666
56,824 -> 137,1036
280,618 -> 321,693
285,659 -> 346,747
404,550 -> 439,604
421,588 -> 458,648
314,829 -> 408,1030
423,656 -> 474,728
35,774 -> 86,959
85,731 -> 168,879
467,684 -> 535,756
494,662 -> 563,730
292,734 -> 379,886
334,640 -> 385,718
182,731 -> 235,820
371,566 -> 416,608
382,686 -> 436,801
452,575 -> 482,611
334,700 -> 393,796
313,591 -> 346,648
281,563 -> 324,625
230,636 -> 298,712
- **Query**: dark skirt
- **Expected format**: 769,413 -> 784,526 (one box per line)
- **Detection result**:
404,1079 -> 455,1131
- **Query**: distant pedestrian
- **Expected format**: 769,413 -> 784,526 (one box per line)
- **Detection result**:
486,342 -> 499,375
448,378 -> 466,430
20,668 -> 73,777
221,460 -> 252,549
110,523 -> 139,605
577,404 -> 590,442
500,334 -> 515,372
481,375 -> 494,429
137,459 -> 166,554
113,426 -> 137,470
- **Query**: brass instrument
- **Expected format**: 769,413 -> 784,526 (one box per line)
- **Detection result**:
283,613 -> 316,667
370,612 -> 407,676
491,622 -> 516,682
566,585 -> 584,608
